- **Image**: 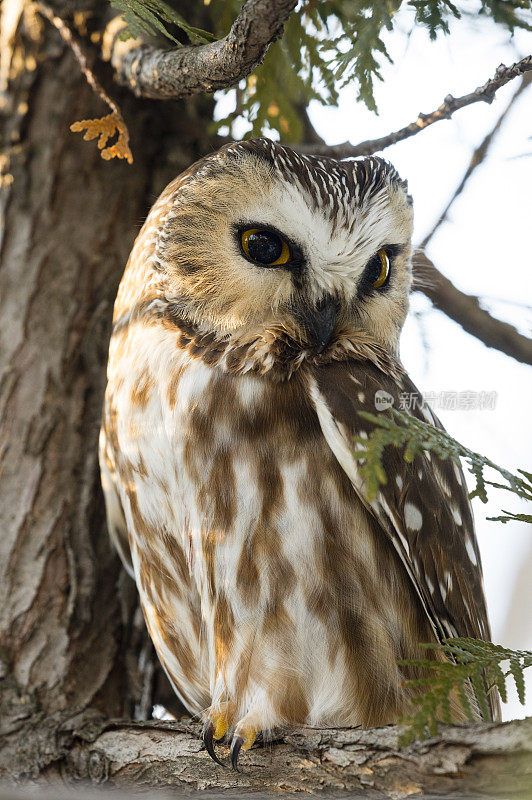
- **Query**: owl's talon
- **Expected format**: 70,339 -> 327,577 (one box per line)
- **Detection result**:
230,735 -> 244,771
203,721 -> 225,766
230,726 -> 256,770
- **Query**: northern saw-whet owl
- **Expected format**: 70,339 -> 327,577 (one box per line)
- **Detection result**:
100,138 -> 497,768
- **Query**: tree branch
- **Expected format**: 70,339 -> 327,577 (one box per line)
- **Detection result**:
107,0 -> 297,100
420,70 -> 532,249
37,3 -> 121,116
413,251 -> 532,366
301,55 -> 532,159
1,714 -> 531,796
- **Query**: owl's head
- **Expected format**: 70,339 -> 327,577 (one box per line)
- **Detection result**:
153,139 -> 413,359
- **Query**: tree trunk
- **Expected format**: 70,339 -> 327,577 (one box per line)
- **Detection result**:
0,0 -> 211,774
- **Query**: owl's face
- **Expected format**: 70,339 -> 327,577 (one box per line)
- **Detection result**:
157,139 -> 413,355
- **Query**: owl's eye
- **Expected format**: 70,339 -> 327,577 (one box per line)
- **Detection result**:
370,249 -> 390,289
240,228 -> 291,267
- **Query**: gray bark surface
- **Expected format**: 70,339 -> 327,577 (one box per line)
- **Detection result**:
110,0 -> 297,99
1,716 -> 531,797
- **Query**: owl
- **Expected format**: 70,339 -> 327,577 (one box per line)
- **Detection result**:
100,138 -> 498,769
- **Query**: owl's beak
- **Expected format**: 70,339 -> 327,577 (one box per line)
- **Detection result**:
293,295 -> 338,353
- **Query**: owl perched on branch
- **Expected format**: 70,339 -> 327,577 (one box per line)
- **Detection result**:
100,138 -> 497,768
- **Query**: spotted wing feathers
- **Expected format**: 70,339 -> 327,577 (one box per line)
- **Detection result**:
308,361 -> 491,649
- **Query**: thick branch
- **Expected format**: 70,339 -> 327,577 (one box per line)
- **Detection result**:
302,55 -> 532,159
413,251 -> 532,365
108,0 -> 297,100
1,714 -> 531,796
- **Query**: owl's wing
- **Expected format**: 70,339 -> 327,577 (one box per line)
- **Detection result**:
99,427 -> 134,577
308,360 -> 491,651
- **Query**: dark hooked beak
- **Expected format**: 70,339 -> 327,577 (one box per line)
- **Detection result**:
293,295 -> 338,353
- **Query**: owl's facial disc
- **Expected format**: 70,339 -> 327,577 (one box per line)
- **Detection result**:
233,219 -> 405,350
158,140 -> 413,353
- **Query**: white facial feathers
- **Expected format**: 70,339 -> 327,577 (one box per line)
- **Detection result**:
156,139 -> 414,352
238,177 -> 412,301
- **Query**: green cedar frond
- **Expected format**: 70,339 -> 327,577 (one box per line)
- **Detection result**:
214,5 -> 341,141
318,1 -> 397,112
399,638 -> 532,745
475,0 -> 532,32
409,0 -> 461,38
110,0 -> 215,44
355,408 -> 532,510
355,411 -> 532,743
487,511 -> 532,524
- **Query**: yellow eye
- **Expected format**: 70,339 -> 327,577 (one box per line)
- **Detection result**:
373,249 -> 390,288
241,228 -> 291,267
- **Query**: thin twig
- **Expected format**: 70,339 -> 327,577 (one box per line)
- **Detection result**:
108,0 -> 297,100
413,250 -> 532,366
37,2 -> 133,163
420,70 -> 532,249
301,56 -> 532,159
37,2 -> 121,117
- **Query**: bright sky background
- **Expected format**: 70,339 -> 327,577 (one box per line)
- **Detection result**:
216,10 -> 532,721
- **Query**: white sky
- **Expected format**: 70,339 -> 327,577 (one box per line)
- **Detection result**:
216,11 -> 532,721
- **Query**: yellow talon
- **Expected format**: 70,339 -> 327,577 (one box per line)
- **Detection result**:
240,728 -> 256,751
209,701 -> 233,740
213,714 -> 229,740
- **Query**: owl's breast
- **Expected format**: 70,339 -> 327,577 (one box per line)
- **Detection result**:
103,322 -> 429,726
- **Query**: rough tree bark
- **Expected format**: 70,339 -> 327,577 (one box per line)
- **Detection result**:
0,0 -> 210,776
2,717 -> 532,796
0,1 -> 530,797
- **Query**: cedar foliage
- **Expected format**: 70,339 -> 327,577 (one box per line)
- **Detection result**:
399,639 -> 532,744
356,408 -> 532,741
109,0 -> 215,44
355,408 -> 532,520
70,113 -> 133,163
111,0 -> 532,138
